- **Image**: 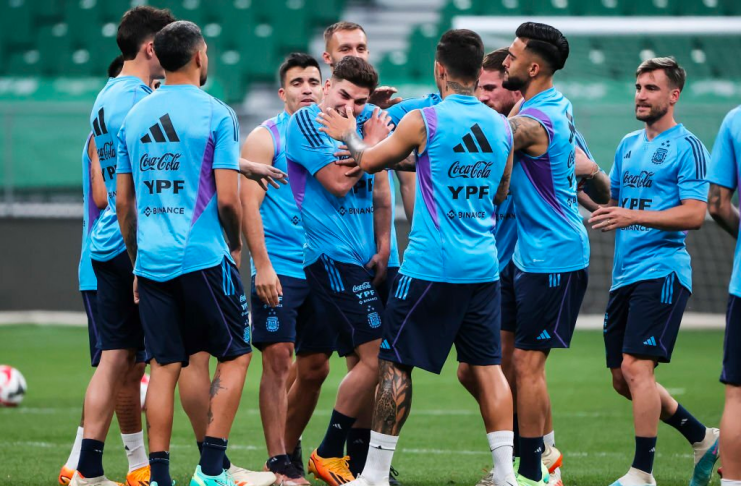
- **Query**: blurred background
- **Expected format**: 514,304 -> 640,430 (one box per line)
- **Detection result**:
0,0 -> 737,320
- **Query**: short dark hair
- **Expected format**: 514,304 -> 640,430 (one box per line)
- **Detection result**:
636,57 -> 686,91
153,21 -> 204,72
331,56 -> 378,92
435,29 -> 485,83
324,21 -> 366,47
482,48 -> 509,74
279,52 -> 322,87
515,22 -> 569,72
108,55 -> 124,78
117,6 -> 175,61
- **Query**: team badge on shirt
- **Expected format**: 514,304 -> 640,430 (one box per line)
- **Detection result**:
651,141 -> 671,165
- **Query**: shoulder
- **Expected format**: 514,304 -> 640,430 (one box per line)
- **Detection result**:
620,129 -> 643,146
675,127 -> 708,153
210,94 -> 237,119
721,105 -> 741,130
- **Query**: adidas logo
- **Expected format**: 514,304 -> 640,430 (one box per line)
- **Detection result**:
332,423 -> 343,430
452,123 -> 493,153
140,114 -> 180,144
624,150 -> 631,159
536,330 -> 551,340
92,107 -> 108,136
643,336 -> 657,346
649,447 -> 656,453
380,339 -> 391,350
681,418 -> 688,426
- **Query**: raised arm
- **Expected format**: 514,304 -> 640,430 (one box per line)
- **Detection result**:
708,183 -> 739,238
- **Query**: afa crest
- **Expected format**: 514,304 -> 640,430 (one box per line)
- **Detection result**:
266,316 -> 280,332
651,148 -> 668,165
368,312 -> 381,329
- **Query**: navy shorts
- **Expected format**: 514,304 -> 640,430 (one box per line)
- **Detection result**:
604,273 -> 689,369
91,252 -> 145,353
379,274 -> 502,374
304,255 -> 385,357
513,267 -> 588,350
138,258 -> 251,366
251,274 -> 334,355
376,266 -> 400,304
500,260 -> 517,333
81,291 -> 146,367
721,294 -> 741,385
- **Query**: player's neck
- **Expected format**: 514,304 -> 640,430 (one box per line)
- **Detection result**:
118,60 -> 154,87
644,114 -> 677,141
520,77 -> 554,102
164,71 -> 200,87
441,79 -> 476,98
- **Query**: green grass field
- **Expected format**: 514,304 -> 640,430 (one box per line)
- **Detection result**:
0,325 -> 726,486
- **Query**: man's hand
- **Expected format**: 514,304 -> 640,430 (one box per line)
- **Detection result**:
574,147 -> 599,178
362,107 -> 393,146
133,276 -> 139,305
239,158 -> 288,190
317,105 -> 357,141
589,206 -> 637,232
231,248 -> 242,269
255,265 -> 283,307
334,144 -> 362,177
367,252 -> 389,287
368,86 -> 402,109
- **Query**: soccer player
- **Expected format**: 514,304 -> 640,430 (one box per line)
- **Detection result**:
497,23 -> 589,486
708,105 -> 741,486
318,28 -> 517,486
284,55 -> 392,486
241,52 -> 329,485
589,57 -> 719,486
71,7 -> 175,486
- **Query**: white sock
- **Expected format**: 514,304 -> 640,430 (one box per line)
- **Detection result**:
544,430 -> 555,448
487,431 -> 516,485
121,431 -> 148,473
722,481 -> 741,485
362,431 -> 398,484
64,426 -> 85,470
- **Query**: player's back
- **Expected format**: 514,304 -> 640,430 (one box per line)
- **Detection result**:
402,94 -> 512,283
386,93 -> 442,127
89,76 -> 152,261
79,133 -> 100,291
117,84 -> 239,281
511,87 -> 589,273
254,111 -> 305,279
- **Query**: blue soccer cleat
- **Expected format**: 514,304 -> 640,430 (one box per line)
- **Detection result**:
190,465 -> 234,486
690,428 -> 720,486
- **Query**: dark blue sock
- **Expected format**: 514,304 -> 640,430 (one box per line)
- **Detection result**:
662,403 -> 706,444
513,414 -> 520,457
199,437 -> 228,476
77,439 -> 105,478
197,441 -> 204,454
631,436 -> 657,474
149,451 -> 171,486
267,454 -> 292,474
518,436 -> 543,482
198,441 -> 231,472
317,409 -> 356,458
347,428 -> 371,476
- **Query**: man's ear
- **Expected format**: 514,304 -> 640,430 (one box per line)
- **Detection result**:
145,41 -> 155,60
322,51 -> 332,67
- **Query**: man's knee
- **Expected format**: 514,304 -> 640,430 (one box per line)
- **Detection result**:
297,354 -> 330,387
620,354 -> 654,386
263,343 -> 294,377
611,368 -> 632,399
457,363 -> 473,388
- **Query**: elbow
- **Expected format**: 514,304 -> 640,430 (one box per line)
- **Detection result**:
218,198 -> 241,216
494,193 -> 506,205
94,196 -> 108,210
708,201 -> 725,219
688,212 -> 705,231
327,181 -> 354,198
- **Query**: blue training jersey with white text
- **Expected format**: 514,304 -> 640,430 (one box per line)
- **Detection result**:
401,94 -> 512,283
117,84 -> 240,281
610,124 -> 709,291
511,87 -> 590,273
79,133 -> 100,291
708,106 -> 741,298
89,76 -> 152,261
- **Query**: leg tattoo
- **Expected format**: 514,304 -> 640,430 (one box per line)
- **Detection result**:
372,360 -> 413,436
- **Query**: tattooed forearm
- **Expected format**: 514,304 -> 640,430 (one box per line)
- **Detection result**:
342,130 -> 369,168
372,360 -> 413,436
446,81 -> 475,96
123,215 -> 138,266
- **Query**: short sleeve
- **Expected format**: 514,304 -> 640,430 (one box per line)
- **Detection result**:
116,124 -> 132,174
609,143 -> 622,201
212,102 -> 240,171
677,136 -> 710,202
285,109 -> 336,176
707,112 -> 739,191
386,102 -> 407,128
574,130 -> 594,160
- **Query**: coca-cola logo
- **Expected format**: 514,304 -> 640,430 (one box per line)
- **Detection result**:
140,153 -> 182,172
623,170 -> 654,188
97,142 -> 115,161
448,160 -> 492,179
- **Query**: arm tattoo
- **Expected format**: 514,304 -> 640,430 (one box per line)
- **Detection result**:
372,360 -> 413,436
342,130 -> 368,167
445,81 -> 475,96
124,216 -> 138,265
708,184 -> 721,211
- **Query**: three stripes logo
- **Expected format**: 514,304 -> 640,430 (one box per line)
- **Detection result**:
536,330 -> 551,341
684,135 -> 707,179
140,114 -> 180,144
320,255 -> 345,293
380,339 -> 391,350
452,123 -> 493,154
394,275 -> 413,300
92,108 -> 107,136
660,273 -> 675,304
221,260 -> 235,296
548,273 -> 562,288
643,336 -> 657,347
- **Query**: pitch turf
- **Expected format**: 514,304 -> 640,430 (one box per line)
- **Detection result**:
0,325 -> 725,486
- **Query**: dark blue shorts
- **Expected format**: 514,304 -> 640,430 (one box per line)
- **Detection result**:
721,294 -> 741,385
376,266 -> 400,305
91,252 -> 145,353
513,267 -> 588,350
251,274 -> 334,355
138,258 -> 251,366
304,255 -> 385,357
500,260 -> 517,333
604,273 -> 689,369
379,274 -> 502,374
81,291 -> 146,367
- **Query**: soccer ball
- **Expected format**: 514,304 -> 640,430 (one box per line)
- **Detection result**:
0,365 -> 27,407
140,373 -> 149,410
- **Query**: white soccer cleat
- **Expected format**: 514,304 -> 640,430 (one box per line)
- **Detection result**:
475,469 -> 517,486
69,471 -> 123,486
541,445 -> 563,475
547,467 -> 563,486
690,427 -> 720,486
608,467 -> 656,486
227,464 -> 276,486
341,476 -> 391,486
